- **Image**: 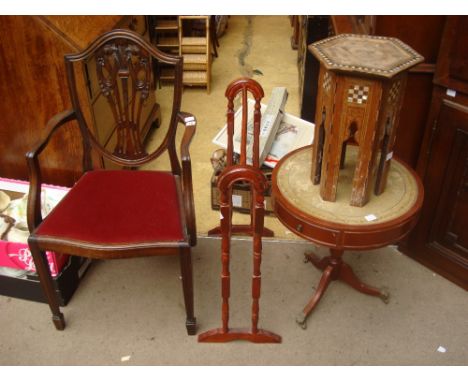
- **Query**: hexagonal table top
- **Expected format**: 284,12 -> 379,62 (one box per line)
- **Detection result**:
309,34 -> 424,79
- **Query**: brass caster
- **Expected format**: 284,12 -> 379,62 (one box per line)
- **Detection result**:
295,312 -> 308,330
379,289 -> 390,304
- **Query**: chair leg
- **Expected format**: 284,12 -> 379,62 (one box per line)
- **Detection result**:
28,239 -> 65,330
179,247 -> 196,335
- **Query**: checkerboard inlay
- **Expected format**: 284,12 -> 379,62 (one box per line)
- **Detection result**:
347,85 -> 369,104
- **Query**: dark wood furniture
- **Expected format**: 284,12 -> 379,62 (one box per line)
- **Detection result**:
26,29 -> 198,335
272,145 -> 424,329
297,16 -> 330,123
290,16 -> 300,50
401,16 -> 468,290
198,78 -> 281,343
210,16 -> 220,58
148,16 -> 180,85
0,16 -> 155,187
372,16 -> 446,169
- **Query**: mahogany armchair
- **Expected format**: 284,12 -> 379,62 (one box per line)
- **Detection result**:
26,29 -> 197,335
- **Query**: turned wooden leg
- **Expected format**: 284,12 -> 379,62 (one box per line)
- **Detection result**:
251,249 -> 261,334
179,247 -> 197,335
28,238 -> 65,330
339,262 -> 389,303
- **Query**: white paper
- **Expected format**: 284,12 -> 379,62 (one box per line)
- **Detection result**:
446,89 -> 456,98
213,100 -> 314,168
365,214 -> 378,222
212,88 -> 288,165
232,194 -> 242,207
436,346 -> 447,353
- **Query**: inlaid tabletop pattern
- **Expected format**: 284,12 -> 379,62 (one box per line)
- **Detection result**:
309,34 -> 424,79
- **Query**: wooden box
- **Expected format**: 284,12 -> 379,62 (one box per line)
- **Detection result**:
210,169 -> 274,215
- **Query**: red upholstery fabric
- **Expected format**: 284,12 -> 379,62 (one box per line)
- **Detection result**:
36,170 -> 185,244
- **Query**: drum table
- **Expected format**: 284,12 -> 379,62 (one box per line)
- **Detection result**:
272,145 -> 423,328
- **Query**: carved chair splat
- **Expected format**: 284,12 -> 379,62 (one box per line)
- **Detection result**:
198,78 -> 281,343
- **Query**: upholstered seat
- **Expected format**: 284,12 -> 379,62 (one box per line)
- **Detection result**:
36,171 -> 185,245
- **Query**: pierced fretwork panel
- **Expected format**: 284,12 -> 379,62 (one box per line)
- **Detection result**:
95,39 -> 152,160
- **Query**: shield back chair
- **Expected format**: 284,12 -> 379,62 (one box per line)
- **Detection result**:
26,29 -> 197,335
198,78 -> 281,343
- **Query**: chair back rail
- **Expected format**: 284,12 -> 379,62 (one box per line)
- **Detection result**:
65,29 -> 184,172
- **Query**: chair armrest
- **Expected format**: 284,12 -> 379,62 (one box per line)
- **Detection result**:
26,110 -> 77,232
177,111 -> 196,161
177,111 -> 197,246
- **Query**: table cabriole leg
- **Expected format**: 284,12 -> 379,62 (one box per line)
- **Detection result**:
299,248 -> 390,328
296,265 -> 334,329
339,263 -> 390,303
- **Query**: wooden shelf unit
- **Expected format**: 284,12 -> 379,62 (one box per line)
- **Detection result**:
179,16 -> 211,94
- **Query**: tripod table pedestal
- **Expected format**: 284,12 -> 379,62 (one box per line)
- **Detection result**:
272,145 -> 423,328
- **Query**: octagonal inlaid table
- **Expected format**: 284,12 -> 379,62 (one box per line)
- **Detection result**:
272,145 -> 424,329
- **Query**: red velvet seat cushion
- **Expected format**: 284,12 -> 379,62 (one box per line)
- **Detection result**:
36,170 -> 185,244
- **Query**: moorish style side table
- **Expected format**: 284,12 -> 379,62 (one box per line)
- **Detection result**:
309,34 -> 423,207
272,145 -> 423,329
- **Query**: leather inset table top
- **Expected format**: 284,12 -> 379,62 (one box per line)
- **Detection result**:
275,146 -> 420,226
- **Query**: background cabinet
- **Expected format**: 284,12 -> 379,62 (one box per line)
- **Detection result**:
148,16 -> 180,84
401,16 -> 468,289
297,16 -> 330,123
